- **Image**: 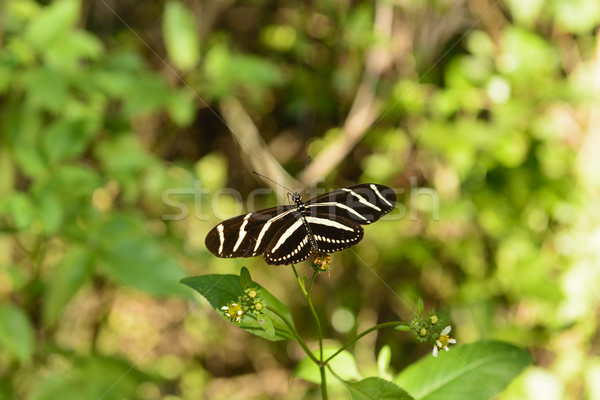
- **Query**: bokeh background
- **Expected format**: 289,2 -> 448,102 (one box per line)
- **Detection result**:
1,0 -> 599,399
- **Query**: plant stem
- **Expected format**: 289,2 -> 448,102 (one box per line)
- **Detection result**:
306,272 -> 323,360
290,265 -> 328,399
290,263 -> 308,296
306,271 -> 327,399
320,364 -> 328,400
324,321 -> 407,364
266,305 -> 320,365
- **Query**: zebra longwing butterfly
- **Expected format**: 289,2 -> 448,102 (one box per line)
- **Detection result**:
205,184 -> 396,265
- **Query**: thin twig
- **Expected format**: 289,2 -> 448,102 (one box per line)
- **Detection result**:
219,98 -> 298,196
302,2 -> 394,184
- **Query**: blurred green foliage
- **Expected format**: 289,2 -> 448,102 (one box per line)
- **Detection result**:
0,0 -> 598,399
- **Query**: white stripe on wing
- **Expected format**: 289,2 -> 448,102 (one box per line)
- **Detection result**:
370,184 -> 393,208
254,208 -> 296,253
341,188 -> 382,211
306,202 -> 368,221
232,213 -> 252,253
217,224 -> 225,255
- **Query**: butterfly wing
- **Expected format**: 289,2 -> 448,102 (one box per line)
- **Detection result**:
262,213 -> 365,265
263,216 -> 312,265
205,205 -> 295,259
305,183 -> 396,225
307,215 -> 364,253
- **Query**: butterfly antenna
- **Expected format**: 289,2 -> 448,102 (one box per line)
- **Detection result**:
252,171 -> 294,193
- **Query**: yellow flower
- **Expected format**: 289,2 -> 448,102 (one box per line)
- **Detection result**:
311,251 -> 331,273
221,303 -> 244,322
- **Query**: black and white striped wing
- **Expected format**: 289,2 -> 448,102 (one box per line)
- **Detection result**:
309,216 -> 364,253
262,214 -> 365,265
306,183 -> 396,225
205,206 -> 295,259
263,217 -> 313,265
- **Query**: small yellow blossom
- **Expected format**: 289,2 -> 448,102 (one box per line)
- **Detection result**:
221,303 -> 244,322
311,251 -> 331,274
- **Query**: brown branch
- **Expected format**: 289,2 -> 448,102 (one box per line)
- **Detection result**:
219,98 -> 297,197
302,2 -> 394,185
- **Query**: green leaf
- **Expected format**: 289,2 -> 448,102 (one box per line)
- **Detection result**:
51,164 -> 102,202
346,377 -> 415,400
295,348 -> 361,384
258,313 -> 275,337
22,67 -> 68,112
166,89 -> 195,127
100,243 -> 189,297
394,341 -> 531,400
394,324 -> 411,331
43,119 -> 95,164
239,267 -> 252,289
96,214 -> 189,297
28,355 -> 150,400
25,0 -> 80,50
7,193 -> 35,230
44,30 -> 104,69
203,42 -> 283,99
120,73 -> 173,116
95,135 -> 151,178
233,54 -> 284,88
0,304 -> 34,363
377,345 -> 392,378
36,192 -> 64,234
163,1 -> 200,71
181,274 -> 295,341
417,298 -> 424,316
43,246 -> 94,326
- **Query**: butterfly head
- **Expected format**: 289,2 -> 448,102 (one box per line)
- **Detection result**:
290,192 -> 303,207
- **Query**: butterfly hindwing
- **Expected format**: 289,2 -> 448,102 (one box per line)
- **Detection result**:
307,215 -> 364,253
263,216 -> 312,265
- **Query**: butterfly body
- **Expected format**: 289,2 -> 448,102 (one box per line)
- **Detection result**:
205,184 -> 396,265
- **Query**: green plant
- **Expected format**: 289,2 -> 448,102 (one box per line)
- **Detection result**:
182,262 -> 530,399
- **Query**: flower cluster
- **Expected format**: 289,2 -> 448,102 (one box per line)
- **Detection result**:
311,251 -> 332,273
409,310 -> 456,357
221,287 -> 266,323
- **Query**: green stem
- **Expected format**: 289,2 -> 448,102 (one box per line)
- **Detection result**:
306,272 -> 323,360
306,271 -> 327,399
290,263 -> 308,296
324,321 -> 407,364
290,264 -> 328,399
320,364 -> 328,400
266,305 -> 320,365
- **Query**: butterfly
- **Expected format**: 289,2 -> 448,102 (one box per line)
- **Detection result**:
205,183 -> 396,265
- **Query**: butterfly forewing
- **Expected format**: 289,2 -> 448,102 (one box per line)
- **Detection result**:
306,183 -> 396,225
205,205 -> 295,258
